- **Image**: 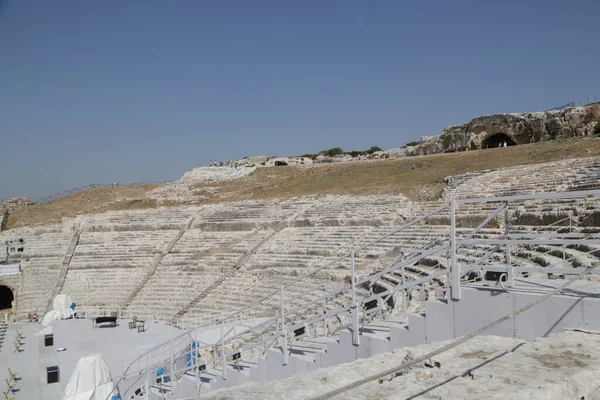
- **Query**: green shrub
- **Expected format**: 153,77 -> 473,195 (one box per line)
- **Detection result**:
405,141 -> 419,147
299,153 -> 318,159
365,146 -> 382,154
321,147 -> 344,157
594,122 -> 600,136
442,134 -> 453,148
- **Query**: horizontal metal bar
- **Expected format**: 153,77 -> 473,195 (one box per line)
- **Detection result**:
453,189 -> 600,205
481,265 -> 600,275
459,239 -> 600,246
515,266 -> 600,275
508,233 -> 600,239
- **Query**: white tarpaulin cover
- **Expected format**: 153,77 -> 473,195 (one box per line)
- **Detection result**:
41,294 -> 75,326
63,354 -> 116,400
41,310 -> 60,326
53,294 -> 75,319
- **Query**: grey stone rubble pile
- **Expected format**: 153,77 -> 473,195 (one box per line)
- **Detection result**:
407,103 -> 600,156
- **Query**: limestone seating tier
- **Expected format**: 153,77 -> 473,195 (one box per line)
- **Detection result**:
15,265 -> 61,317
193,201 -> 306,231
249,225 -> 447,266
420,197 -> 600,228
127,231 -> 271,316
60,267 -> 146,308
126,266 -> 218,317
182,268 -> 343,322
443,157 -> 600,200
69,230 -> 179,269
293,196 -> 411,227
170,230 -> 268,256
0,228 -> 73,317
84,208 -> 197,231
5,185 -> 599,321
0,225 -> 72,258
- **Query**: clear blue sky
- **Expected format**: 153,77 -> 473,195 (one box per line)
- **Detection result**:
1,0 -> 598,200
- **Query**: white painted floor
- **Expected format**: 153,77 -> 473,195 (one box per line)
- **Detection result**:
0,317 -> 271,400
0,318 -> 181,400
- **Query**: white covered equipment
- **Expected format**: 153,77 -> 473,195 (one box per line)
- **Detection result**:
41,294 -> 75,326
63,354 -> 116,400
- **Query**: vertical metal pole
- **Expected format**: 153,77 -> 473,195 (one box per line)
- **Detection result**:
275,309 -> 279,338
195,336 -> 200,384
505,204 -> 513,287
221,320 -> 226,380
322,285 -> 327,335
350,249 -> 360,346
171,331 -> 176,392
145,353 -> 150,400
570,216 -> 572,233
401,265 -> 407,317
280,285 -> 288,365
450,200 -> 460,300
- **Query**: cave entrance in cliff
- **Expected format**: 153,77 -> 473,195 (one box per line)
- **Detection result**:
0,285 -> 14,311
483,133 -> 517,149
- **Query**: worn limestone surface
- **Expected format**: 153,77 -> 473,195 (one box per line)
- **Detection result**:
200,330 -> 600,400
149,166 -> 257,203
408,103 -> 600,156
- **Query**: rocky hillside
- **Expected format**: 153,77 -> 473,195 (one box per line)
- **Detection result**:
407,103 -> 600,156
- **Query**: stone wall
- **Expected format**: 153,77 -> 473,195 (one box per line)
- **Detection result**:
1,198 -> 33,213
0,198 -> 32,231
407,103 -> 600,156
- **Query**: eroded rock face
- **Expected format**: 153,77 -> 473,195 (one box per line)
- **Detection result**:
1,198 -> 33,212
407,104 -> 600,156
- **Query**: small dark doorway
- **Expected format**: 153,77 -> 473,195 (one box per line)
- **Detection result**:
483,133 -> 517,149
0,285 -> 14,310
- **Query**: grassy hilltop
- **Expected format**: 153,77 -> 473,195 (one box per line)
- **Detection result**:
6,137 -> 600,229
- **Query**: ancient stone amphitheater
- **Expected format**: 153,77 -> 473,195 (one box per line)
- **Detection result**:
2,155 -> 600,323
3,151 -> 600,399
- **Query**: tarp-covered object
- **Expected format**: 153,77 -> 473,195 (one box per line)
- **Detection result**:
41,294 -> 75,326
53,294 -> 75,319
41,310 -> 60,326
63,354 -> 116,400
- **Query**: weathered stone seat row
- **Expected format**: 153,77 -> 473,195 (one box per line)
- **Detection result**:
60,268 -> 146,308
443,157 -> 600,201
14,266 -> 61,318
126,266 -> 219,316
6,188 -> 599,323
182,268 -> 340,321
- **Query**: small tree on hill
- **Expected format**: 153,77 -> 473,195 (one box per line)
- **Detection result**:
322,147 -> 344,157
365,146 -> 382,154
